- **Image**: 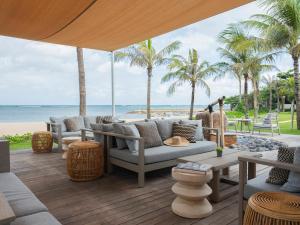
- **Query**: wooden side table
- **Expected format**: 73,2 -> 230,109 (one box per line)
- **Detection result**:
210,133 -> 237,147
32,131 -> 53,153
0,193 -> 15,225
244,192 -> 300,225
171,168 -> 213,219
62,136 -> 81,159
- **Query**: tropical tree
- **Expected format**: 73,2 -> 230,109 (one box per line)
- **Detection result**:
162,49 -> 219,119
115,39 -> 181,119
262,75 -> 276,112
244,0 -> 300,129
76,47 -> 86,116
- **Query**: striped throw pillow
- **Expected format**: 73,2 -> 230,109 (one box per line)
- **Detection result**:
172,123 -> 197,143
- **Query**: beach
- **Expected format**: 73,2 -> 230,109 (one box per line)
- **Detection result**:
0,122 -> 46,136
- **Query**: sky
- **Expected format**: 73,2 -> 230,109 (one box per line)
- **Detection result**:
0,1 -> 292,106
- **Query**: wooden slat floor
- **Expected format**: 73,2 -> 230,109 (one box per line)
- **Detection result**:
10,151 -> 271,225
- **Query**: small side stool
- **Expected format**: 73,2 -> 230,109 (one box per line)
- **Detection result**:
32,131 -> 53,153
67,141 -> 103,182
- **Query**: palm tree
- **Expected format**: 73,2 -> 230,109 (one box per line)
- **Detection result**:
115,39 -> 181,119
262,75 -> 276,112
76,47 -> 86,116
244,0 -> 300,129
162,49 -> 219,119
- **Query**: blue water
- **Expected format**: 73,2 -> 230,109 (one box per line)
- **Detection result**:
0,105 -> 210,122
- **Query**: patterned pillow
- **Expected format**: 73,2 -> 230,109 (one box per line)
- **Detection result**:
172,123 -> 197,143
96,115 -> 113,124
135,122 -> 163,148
180,119 -> 204,141
266,145 -> 294,185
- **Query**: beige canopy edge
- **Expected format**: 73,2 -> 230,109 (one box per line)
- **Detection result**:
0,0 -> 253,51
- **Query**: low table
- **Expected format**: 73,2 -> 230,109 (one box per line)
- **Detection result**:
0,193 -> 15,225
178,149 -> 262,203
237,118 -> 252,133
62,136 -> 81,159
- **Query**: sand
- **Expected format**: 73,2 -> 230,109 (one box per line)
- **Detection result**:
0,122 -> 46,136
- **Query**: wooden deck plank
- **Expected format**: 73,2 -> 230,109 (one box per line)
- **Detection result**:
10,150 -> 270,225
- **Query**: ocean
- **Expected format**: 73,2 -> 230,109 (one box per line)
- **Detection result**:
0,105 -> 211,122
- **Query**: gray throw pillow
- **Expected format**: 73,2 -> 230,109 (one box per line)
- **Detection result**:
90,123 -> 104,143
64,116 -> 85,132
154,119 -> 180,141
49,117 -> 67,132
84,116 -> 97,129
281,148 -> 300,192
135,122 -> 163,148
172,123 -> 197,143
121,124 -> 140,153
266,145 -> 294,185
180,119 -> 203,141
112,123 -> 127,149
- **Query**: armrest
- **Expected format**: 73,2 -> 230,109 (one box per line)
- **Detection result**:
239,155 -> 300,173
203,127 -> 220,146
46,122 -> 62,135
82,128 -> 142,141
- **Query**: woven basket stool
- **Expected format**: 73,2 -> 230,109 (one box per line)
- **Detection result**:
67,141 -> 103,182
32,131 -> 53,153
244,192 -> 300,225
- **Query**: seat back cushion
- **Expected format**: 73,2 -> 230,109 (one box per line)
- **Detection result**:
281,148 -> 300,192
266,145 -> 295,185
84,116 -> 97,129
122,124 -> 140,152
154,119 -> 180,141
135,122 -> 163,148
180,119 -> 204,141
64,116 -> 85,132
49,117 -> 67,132
172,123 -> 197,143
113,123 -> 127,149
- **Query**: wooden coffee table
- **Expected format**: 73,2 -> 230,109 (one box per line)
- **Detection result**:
178,149 -> 262,203
0,193 -> 15,225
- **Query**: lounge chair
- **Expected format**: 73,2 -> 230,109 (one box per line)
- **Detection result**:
252,113 -> 280,136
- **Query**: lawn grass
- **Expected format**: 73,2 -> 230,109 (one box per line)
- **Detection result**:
10,141 -> 32,151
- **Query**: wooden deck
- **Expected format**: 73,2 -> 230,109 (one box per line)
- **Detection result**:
10,151 -> 271,225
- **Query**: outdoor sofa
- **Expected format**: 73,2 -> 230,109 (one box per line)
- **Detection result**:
83,119 -> 219,187
238,147 -> 300,224
47,115 -> 115,151
0,140 -> 61,225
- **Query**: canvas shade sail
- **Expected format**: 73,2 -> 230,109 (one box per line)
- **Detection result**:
0,0 -> 252,51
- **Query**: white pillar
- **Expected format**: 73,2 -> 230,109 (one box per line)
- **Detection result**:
111,51 -> 115,117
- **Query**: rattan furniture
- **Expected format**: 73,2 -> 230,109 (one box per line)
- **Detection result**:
67,141 -> 103,181
32,131 -> 53,153
210,133 -> 237,147
171,168 -> 213,219
244,192 -> 300,225
62,136 -> 81,159
178,149 -> 262,202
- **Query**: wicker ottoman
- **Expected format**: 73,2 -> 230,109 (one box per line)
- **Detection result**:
244,192 -> 300,225
32,131 -> 53,153
67,141 -> 103,182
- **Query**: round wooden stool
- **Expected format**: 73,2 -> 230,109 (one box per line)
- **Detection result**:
67,141 -> 104,182
171,168 -> 213,219
32,131 -> 53,153
244,192 -> 300,225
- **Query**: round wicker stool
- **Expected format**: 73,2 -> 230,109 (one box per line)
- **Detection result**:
32,131 -> 53,153
67,141 -> 103,182
244,192 -> 300,225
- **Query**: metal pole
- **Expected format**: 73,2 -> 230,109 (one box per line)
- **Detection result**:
111,51 -> 115,117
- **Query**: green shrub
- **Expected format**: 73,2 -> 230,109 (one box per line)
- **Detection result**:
4,133 -> 32,144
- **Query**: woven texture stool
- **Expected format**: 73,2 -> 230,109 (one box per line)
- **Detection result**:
67,141 -> 103,182
244,192 -> 300,225
32,131 -> 53,153
171,168 -> 213,219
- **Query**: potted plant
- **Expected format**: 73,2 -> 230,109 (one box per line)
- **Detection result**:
216,147 -> 223,157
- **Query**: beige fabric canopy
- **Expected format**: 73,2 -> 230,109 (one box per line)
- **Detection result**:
0,0 -> 252,51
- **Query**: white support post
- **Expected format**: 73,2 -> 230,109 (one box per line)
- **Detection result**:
111,51 -> 115,117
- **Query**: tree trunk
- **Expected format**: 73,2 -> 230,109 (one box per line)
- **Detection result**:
252,79 -> 258,121
292,56 -> 300,129
189,83 -> 195,120
146,67 -> 152,119
238,78 -> 242,102
243,74 -> 249,118
76,47 -> 86,116
276,82 -> 280,112
269,86 -> 272,112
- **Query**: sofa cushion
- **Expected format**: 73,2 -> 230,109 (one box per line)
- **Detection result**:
266,145 -> 294,185
244,172 -> 300,199
154,119 -> 180,141
0,172 -> 48,217
84,116 -> 97,129
122,124 -> 140,153
172,123 -> 197,143
281,148 -> 300,192
49,117 -> 67,132
110,141 -> 216,164
52,131 -> 81,140
64,116 -> 85,132
11,212 -> 61,225
96,115 -> 113,124
135,122 -> 163,148
180,119 -> 204,141
90,123 -> 104,142
113,123 -> 127,149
